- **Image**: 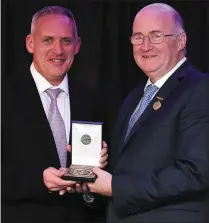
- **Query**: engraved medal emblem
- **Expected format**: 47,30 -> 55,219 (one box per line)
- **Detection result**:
153,101 -> 161,110
66,165 -> 95,178
153,96 -> 163,110
81,134 -> 91,145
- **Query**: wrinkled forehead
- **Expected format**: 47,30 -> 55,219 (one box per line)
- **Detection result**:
133,9 -> 176,34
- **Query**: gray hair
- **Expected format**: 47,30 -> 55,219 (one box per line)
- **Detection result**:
31,5 -> 78,38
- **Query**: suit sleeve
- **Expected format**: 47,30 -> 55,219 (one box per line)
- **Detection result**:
2,131 -> 49,203
112,78 -> 209,214
1,79 -> 49,203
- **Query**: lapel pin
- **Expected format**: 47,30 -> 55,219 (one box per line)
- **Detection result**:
153,96 -> 163,110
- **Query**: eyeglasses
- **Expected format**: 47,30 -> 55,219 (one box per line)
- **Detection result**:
130,31 -> 181,45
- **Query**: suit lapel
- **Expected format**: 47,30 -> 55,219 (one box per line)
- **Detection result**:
17,74 -> 61,167
125,75 -> 180,142
66,74 -> 75,167
117,86 -> 145,151
116,61 -> 192,158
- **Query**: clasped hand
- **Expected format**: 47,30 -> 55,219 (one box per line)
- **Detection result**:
43,141 -> 108,195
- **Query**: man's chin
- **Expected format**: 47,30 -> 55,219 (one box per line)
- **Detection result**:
52,73 -> 67,79
141,67 -> 159,74
48,69 -> 68,77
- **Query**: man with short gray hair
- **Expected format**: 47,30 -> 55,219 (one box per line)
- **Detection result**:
87,3 -> 209,222
2,5 -> 108,223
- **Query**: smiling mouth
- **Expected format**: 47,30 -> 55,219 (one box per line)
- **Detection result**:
49,59 -> 65,65
142,55 -> 157,58
50,58 -> 64,62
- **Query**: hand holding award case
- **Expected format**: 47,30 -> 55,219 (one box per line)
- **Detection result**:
62,121 -> 102,182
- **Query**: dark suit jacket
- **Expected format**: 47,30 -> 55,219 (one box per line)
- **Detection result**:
107,61 -> 209,222
2,71 -> 104,223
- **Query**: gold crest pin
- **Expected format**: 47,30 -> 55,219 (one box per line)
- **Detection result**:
153,96 -> 163,110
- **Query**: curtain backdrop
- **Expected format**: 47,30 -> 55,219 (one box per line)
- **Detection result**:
2,0 -> 209,141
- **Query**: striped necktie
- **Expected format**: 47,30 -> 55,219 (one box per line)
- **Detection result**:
46,88 -> 67,167
125,84 -> 159,141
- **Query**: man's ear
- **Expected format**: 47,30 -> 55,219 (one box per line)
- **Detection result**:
26,34 -> 34,54
74,37 -> 81,55
177,32 -> 187,52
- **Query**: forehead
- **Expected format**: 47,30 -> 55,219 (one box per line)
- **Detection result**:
34,14 -> 74,36
133,9 -> 175,34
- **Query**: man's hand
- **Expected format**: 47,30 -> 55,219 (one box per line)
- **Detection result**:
67,145 -> 72,153
43,167 -> 76,195
87,167 -> 112,197
66,142 -> 109,193
100,141 -> 108,168
68,142 -> 108,169
71,182 -> 89,193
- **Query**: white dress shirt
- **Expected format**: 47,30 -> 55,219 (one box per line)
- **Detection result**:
131,57 -> 187,117
145,57 -> 187,97
30,63 -> 71,143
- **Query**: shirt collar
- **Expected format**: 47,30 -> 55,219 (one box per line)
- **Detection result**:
145,57 -> 187,90
30,62 -> 69,95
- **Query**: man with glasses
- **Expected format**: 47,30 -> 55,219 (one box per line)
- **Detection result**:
86,3 -> 209,222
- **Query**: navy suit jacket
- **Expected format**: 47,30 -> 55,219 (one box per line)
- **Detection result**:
107,61 -> 209,222
2,71 -> 103,223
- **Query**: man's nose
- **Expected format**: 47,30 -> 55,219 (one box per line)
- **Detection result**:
141,36 -> 153,51
53,41 -> 64,54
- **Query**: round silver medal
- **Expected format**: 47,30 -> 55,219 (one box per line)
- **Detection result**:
81,134 -> 91,145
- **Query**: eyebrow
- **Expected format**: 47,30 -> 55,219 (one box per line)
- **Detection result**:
41,36 -> 53,39
41,35 -> 73,40
132,30 -> 162,35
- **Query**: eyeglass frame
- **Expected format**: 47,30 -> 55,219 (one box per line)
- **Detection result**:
130,31 -> 183,45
